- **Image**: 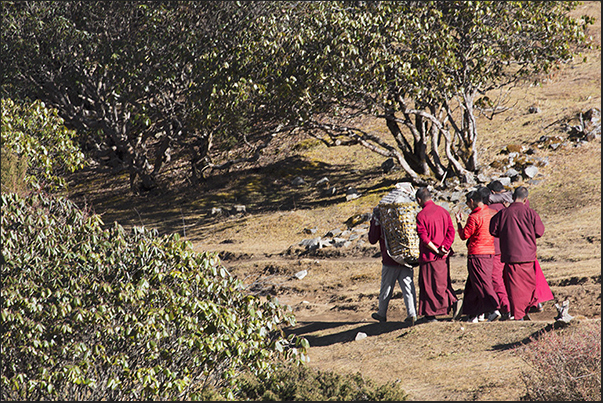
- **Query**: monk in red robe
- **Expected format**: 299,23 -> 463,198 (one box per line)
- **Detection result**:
489,186 -> 545,321
415,187 -> 459,323
487,181 -> 554,318
485,181 -> 512,318
456,189 -> 500,323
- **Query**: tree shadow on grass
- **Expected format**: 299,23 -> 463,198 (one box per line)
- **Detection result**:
491,322 -> 565,352
285,321 -> 411,347
286,317 -> 459,347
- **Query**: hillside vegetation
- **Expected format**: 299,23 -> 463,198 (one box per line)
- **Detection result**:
55,2 -> 602,401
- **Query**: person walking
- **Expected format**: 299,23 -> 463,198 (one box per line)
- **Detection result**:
489,186 -> 545,321
368,206 -> 418,326
484,181 -> 512,319
415,187 -> 460,323
487,181 -> 554,318
455,189 -> 501,323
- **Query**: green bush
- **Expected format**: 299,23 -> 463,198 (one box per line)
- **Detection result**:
1,98 -> 86,191
1,192 -> 308,400
236,363 -> 408,401
516,320 -> 601,401
0,147 -> 28,194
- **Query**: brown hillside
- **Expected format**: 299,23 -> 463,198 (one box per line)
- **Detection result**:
65,2 -> 601,400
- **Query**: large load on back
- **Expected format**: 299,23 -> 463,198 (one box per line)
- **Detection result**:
378,182 -> 420,267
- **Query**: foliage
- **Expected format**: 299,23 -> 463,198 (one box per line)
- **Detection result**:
245,1 -> 596,183
0,192 -> 308,401
0,147 -> 28,195
515,321 -> 601,401
2,2 -> 595,189
236,362 -> 408,401
0,1 -> 268,190
1,98 -> 85,191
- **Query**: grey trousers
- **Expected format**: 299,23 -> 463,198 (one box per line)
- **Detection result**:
378,264 -> 417,319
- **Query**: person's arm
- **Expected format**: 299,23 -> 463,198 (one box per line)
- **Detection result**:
441,213 -> 456,252
368,207 -> 381,244
534,211 -> 545,239
489,210 -> 501,237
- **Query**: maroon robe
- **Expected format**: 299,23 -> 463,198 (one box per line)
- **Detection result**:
492,254 -> 510,313
462,254 -> 499,317
418,258 -> 457,316
416,200 -> 457,316
489,201 -> 545,263
504,262 -> 538,319
488,202 -> 510,313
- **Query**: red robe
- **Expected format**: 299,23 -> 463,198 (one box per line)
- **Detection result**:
416,200 -> 457,316
490,201 -> 546,319
489,200 -> 553,311
488,202 -> 510,313
504,262 -> 538,319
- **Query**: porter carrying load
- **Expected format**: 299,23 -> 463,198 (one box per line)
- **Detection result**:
378,182 -> 421,267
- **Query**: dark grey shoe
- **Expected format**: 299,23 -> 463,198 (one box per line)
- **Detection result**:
371,312 -> 387,322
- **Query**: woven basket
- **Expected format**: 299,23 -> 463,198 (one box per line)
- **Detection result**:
379,202 -> 420,266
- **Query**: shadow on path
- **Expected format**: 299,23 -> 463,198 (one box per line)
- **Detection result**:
286,318 -> 454,347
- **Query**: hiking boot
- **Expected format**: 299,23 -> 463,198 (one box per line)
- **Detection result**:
478,313 -> 487,322
452,299 -> 464,321
529,302 -> 544,313
371,312 -> 387,322
405,315 -> 416,326
520,313 -> 532,321
468,316 -> 479,323
487,310 -> 501,322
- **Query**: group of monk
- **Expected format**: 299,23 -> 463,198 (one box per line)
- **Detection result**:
369,180 -> 552,325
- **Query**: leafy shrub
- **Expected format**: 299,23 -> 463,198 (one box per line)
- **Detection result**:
1,192 -> 308,401
515,320 -> 601,401
0,147 -> 28,194
236,363 -> 408,401
1,98 -> 86,191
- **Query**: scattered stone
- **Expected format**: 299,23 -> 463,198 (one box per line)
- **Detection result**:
523,165 -> 538,179
325,228 -> 342,237
496,177 -> 512,187
291,176 -> 306,186
322,187 -> 337,197
211,207 -> 223,216
555,300 -> 574,324
528,106 -> 541,114
438,201 -> 451,212
355,332 -> 368,341
345,212 -> 371,227
232,205 -> 247,214
294,269 -> 308,280
303,227 -> 317,235
477,173 -> 490,183
345,187 -> 361,201
381,157 -> 396,173
505,168 -> 520,178
315,177 -> 330,187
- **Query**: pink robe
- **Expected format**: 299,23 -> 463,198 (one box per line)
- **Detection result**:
534,259 -> 554,303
